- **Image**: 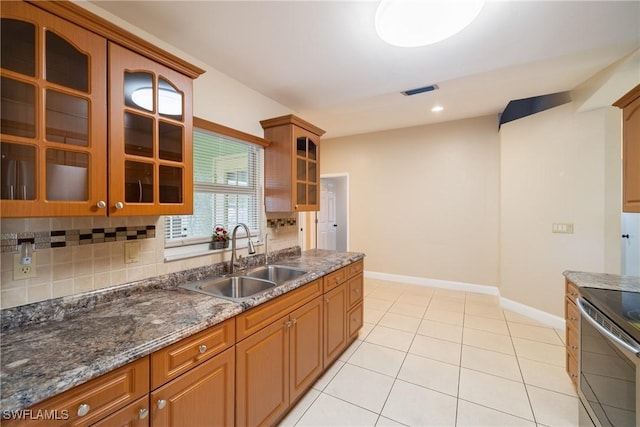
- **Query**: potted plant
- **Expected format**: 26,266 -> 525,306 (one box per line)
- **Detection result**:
210,225 -> 230,250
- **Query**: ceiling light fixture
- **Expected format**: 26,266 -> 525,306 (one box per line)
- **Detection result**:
131,87 -> 182,116
375,0 -> 485,47
431,105 -> 444,112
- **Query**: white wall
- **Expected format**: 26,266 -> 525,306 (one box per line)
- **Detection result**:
499,103 -> 621,316
322,116 -> 501,288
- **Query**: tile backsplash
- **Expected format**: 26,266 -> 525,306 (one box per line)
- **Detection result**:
0,214 -> 299,309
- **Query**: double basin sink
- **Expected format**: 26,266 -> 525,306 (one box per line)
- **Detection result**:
180,265 -> 308,301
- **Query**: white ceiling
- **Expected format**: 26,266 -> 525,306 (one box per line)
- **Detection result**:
90,0 -> 640,138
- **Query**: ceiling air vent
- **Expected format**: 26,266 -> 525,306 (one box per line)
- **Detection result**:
401,84 -> 439,96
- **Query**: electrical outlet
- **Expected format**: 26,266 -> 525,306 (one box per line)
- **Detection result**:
125,241 -> 140,264
13,253 -> 37,280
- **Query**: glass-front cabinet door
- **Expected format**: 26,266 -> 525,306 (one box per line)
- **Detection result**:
108,43 -> 193,216
293,129 -> 319,211
0,2 -> 107,217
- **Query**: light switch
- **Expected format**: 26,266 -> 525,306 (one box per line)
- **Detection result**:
552,223 -> 574,234
125,241 -> 140,264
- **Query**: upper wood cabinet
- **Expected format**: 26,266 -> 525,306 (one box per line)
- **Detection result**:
260,115 -> 325,212
108,43 -> 193,216
0,0 -> 202,218
0,1 -> 108,218
614,84 -> 640,213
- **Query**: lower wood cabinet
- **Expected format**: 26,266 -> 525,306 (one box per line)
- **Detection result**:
9,260 -> 365,427
324,269 -> 364,367
235,296 -> 323,427
324,284 -> 348,366
150,347 -> 234,427
565,279 -> 580,389
92,396 -> 150,427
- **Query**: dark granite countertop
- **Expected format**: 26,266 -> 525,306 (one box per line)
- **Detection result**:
0,249 -> 364,413
563,270 -> 640,292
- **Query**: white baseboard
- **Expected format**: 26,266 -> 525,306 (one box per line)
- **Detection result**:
364,270 -> 565,330
500,297 -> 566,330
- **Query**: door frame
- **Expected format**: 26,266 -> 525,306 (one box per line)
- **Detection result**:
317,173 -> 350,251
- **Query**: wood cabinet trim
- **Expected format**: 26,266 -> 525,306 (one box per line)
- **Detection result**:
150,318 -> 235,389
613,83 -> 640,108
25,0 -> 205,78
260,114 -> 325,137
193,117 -> 270,148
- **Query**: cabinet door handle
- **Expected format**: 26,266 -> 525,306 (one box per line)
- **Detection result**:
291,318 -> 297,325
115,201 -> 124,210
77,403 -> 90,417
139,408 -> 149,419
325,298 -> 329,303
157,399 -> 167,410
198,344 -> 207,354
96,200 -> 106,209
285,320 -> 292,328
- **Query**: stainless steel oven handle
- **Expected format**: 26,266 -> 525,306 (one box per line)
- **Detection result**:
577,297 -> 640,357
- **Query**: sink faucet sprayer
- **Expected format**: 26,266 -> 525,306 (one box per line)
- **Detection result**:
230,223 -> 256,274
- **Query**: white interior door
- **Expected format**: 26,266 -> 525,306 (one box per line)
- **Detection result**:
622,213 -> 640,276
318,183 -> 337,250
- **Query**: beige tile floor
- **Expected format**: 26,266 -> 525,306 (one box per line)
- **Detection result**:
278,278 -> 578,427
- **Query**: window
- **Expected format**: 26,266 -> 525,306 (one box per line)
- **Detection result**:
165,119 -> 265,252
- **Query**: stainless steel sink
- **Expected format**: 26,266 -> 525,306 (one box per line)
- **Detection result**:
181,276 -> 276,301
242,265 -> 308,283
180,265 -> 308,302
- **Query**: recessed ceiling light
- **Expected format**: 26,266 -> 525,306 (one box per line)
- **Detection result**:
375,0 -> 485,48
431,105 -> 444,112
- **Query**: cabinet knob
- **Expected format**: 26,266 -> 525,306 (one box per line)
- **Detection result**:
285,320 -> 292,328
96,200 -> 107,209
157,399 -> 167,410
139,408 -> 149,419
291,318 -> 297,325
115,201 -> 124,210
198,344 -> 207,354
77,403 -> 90,417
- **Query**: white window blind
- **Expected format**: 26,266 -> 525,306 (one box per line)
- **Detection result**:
165,126 -> 263,247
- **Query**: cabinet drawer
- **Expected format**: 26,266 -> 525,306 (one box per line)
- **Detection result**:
5,357 -> 149,427
324,267 -> 348,292
348,302 -> 363,341
347,260 -> 364,278
151,318 -> 235,389
565,280 -> 579,303
347,274 -> 363,309
236,279 -> 322,341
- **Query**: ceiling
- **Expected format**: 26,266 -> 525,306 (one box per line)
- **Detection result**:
89,1 -> 640,138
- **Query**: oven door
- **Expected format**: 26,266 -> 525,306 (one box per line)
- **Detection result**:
577,297 -> 640,427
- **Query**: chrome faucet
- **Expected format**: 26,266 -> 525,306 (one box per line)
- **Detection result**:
264,232 -> 271,265
230,223 -> 256,274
